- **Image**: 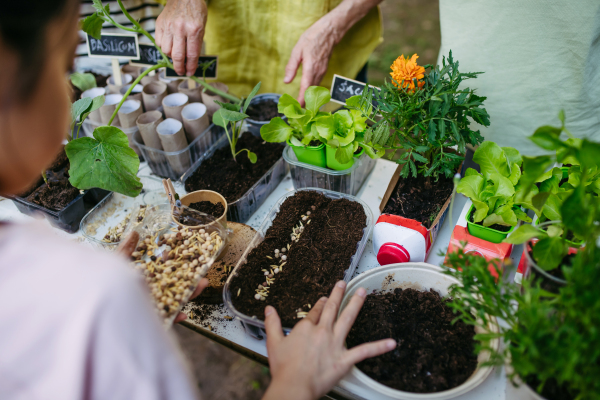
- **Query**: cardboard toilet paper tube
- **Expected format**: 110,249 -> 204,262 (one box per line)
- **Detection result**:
202,82 -> 229,118
121,64 -> 142,79
162,93 -> 189,122
141,74 -> 159,86
178,80 -> 203,102
99,94 -> 124,126
157,118 -> 191,176
159,70 -> 184,94
142,81 -> 168,112
81,87 -> 106,123
120,84 -> 143,104
118,99 -> 143,129
106,73 -> 133,94
181,103 -> 210,142
136,111 -> 164,149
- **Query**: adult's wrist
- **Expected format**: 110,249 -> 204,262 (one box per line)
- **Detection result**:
263,375 -> 315,400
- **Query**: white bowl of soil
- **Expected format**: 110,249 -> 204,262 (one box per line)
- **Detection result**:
340,262 -> 499,399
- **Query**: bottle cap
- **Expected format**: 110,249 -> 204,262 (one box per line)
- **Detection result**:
377,242 -> 410,265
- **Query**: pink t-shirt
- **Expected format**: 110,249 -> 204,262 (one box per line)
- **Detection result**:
0,221 -> 199,400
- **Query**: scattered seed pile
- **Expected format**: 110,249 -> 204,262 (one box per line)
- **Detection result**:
131,225 -> 224,325
346,287 -> 477,393
230,191 -> 366,327
102,205 -> 147,243
188,200 -> 225,219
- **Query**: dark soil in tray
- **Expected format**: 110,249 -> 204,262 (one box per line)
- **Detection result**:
354,146 -> 362,155
246,99 -> 283,121
525,375 -> 575,400
230,191 -> 366,327
188,200 -> 225,219
346,287 -> 478,393
21,148 -> 80,211
184,134 -> 284,203
468,208 -> 511,232
70,72 -> 109,102
383,171 -> 454,228
530,252 -> 573,293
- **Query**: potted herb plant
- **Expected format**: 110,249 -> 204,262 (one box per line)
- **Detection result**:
456,141 -> 531,243
260,86 -> 331,167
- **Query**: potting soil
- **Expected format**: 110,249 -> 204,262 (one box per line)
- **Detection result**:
188,200 -> 225,219
246,99 -> 282,121
346,288 -> 478,393
383,172 -> 454,228
230,191 -> 366,327
184,134 -> 283,203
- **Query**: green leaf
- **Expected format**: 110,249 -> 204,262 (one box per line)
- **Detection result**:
349,109 -> 367,133
247,151 -> 257,163
465,168 -> 479,177
532,192 -> 550,213
474,141 -> 510,179
304,86 -> 330,116
457,175 -> 485,200
242,82 -> 261,113
215,101 -> 239,112
561,186 -> 591,237
71,97 -> 93,123
578,139 -> 600,168
278,94 -> 301,114
70,73 -> 97,92
260,117 -> 294,143
532,236 -> 566,270
520,155 -> 554,189
81,13 -> 104,40
482,213 -> 508,227
316,115 -> 334,141
65,126 -> 142,197
542,193 -> 562,221
495,205 -> 518,225
504,225 -> 545,244
471,200 -> 489,222
530,125 -> 563,150
364,144 -> 385,159
558,109 -> 565,125
507,162 -> 521,186
80,95 -> 105,125
335,143 -> 355,164
513,207 -> 532,223
502,147 -> 523,167
213,108 -> 247,128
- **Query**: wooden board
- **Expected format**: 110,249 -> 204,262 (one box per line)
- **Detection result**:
195,222 -> 256,304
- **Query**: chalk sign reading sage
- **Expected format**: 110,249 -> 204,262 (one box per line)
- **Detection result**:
130,43 -> 163,66
86,33 -> 140,59
166,56 -> 218,79
330,74 -> 379,107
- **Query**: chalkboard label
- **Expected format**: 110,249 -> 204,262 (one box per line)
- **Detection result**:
86,33 -> 140,59
330,74 -> 379,107
131,43 -> 163,66
166,56 -> 218,79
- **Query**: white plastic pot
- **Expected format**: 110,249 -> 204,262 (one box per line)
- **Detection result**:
339,262 -> 499,400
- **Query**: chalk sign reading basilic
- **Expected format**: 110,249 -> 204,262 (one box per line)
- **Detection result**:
330,74 -> 379,107
86,33 -> 140,59
130,43 -> 163,66
166,56 -> 218,79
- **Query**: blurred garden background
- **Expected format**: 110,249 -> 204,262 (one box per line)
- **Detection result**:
175,1 -> 441,398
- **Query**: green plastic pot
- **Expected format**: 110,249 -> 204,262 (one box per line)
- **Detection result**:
561,166 -> 569,180
354,147 -> 364,158
287,139 -> 326,168
466,204 -> 515,243
326,145 -> 355,171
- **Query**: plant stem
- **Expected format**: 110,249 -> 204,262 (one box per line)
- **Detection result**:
108,63 -> 162,126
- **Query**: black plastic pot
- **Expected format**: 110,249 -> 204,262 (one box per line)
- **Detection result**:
11,188 -> 111,233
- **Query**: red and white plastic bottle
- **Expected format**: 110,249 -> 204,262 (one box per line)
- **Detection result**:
373,214 -> 432,265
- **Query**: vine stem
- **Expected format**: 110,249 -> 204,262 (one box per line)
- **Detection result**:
114,0 -> 241,105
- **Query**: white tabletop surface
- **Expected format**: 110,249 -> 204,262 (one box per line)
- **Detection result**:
0,159 -> 533,400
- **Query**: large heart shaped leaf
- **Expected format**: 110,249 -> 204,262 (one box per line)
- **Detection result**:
65,126 -> 142,197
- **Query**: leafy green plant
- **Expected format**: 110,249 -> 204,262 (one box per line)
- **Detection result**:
70,72 -> 97,92
443,246 -> 600,399
315,106 -> 368,164
456,141 -> 531,227
260,86 -> 331,147
350,51 -> 489,180
212,82 -> 261,163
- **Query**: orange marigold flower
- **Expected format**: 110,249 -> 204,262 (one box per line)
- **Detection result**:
390,54 -> 425,91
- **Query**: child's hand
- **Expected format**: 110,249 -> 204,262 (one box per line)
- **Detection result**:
262,281 -> 396,400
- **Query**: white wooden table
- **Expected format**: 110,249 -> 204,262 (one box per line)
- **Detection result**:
0,159 -> 532,400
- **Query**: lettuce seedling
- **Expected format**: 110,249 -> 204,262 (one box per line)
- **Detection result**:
456,141 -> 531,227
315,108 -> 368,164
260,86 -> 331,146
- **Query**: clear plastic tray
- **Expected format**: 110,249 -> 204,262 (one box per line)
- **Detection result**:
181,132 -> 288,223
222,188 -> 374,339
133,123 -> 225,181
283,146 -> 376,195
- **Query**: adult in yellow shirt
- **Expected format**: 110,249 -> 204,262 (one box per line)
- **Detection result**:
155,0 -> 382,104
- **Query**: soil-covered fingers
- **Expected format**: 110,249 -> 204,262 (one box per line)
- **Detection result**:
334,287 -> 367,340
319,281 -> 347,328
305,296 -> 328,324
265,305 -> 284,348
343,338 -> 397,367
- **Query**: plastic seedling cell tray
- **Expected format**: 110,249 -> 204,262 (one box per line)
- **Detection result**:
222,188 -> 374,339
282,146 -> 376,196
133,123 -> 225,181
181,132 -> 288,223
11,188 -> 111,233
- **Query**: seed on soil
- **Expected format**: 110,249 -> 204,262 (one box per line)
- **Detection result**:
266,256 -> 273,259
281,247 -> 286,253
254,294 -> 261,300
260,296 -> 266,301
274,249 -> 279,254
264,271 -> 269,276
275,253 -> 280,258
302,216 -> 307,221
274,268 -> 279,274
306,211 -> 311,216
281,255 -> 287,261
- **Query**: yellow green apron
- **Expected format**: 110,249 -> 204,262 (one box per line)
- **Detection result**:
204,0 -> 382,97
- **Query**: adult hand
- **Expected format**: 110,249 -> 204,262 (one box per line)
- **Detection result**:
262,281 -> 396,400
155,0 -> 208,76
116,232 -> 208,324
284,15 -> 340,106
